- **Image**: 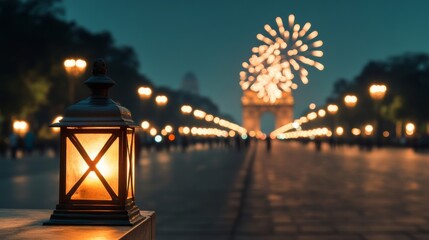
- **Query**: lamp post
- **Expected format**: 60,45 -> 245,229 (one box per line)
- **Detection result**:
155,95 -> 168,106
369,84 -> 387,146
137,86 -> 152,100
344,95 -> 358,142
13,120 -> 29,137
344,95 -> 358,108
327,104 -> 339,147
45,59 -> 144,226
64,58 -> 87,104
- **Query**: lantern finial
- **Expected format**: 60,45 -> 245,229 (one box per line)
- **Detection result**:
84,58 -> 115,98
92,58 -> 107,75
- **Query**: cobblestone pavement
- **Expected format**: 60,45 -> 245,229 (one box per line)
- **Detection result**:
233,141 -> 429,240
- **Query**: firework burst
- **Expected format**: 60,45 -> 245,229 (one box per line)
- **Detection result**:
240,14 -> 324,103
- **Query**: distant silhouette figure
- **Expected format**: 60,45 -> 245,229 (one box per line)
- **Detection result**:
24,131 -> 35,155
266,137 -> 271,152
8,132 -> 18,159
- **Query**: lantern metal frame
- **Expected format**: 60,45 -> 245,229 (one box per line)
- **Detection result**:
44,59 -> 144,226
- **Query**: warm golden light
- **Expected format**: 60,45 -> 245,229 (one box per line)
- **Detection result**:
351,128 -> 361,136
383,131 -> 390,138
213,117 -> 220,124
137,86 -> 152,99
64,58 -> 87,77
229,130 -> 236,137
193,109 -> 206,119
327,104 -> 338,114
66,133 -> 119,200
182,126 -> 190,135
51,116 -> 63,133
318,109 -> 326,117
364,124 -> 374,136
141,121 -> 150,130
164,125 -> 173,133
336,126 -> 344,136
155,95 -> 168,106
369,84 -> 387,100
205,114 -> 214,122
309,103 -> 316,110
405,122 -> 415,136
149,128 -> 157,136
344,95 -> 358,108
13,120 -> 29,136
307,112 -> 317,120
181,105 -> 193,114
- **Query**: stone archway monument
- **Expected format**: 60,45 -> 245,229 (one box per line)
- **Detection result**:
242,90 -> 294,133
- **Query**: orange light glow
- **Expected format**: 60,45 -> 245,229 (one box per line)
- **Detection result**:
364,124 -> 374,136
13,120 -> 29,136
369,84 -> 387,100
64,58 -> 87,77
327,104 -> 338,114
336,127 -> 344,136
181,105 -> 193,114
155,95 -> 168,106
141,121 -> 150,130
351,128 -> 361,136
51,116 -> 63,133
405,123 -> 415,136
137,86 -> 152,99
344,95 -> 358,108
168,134 -> 176,141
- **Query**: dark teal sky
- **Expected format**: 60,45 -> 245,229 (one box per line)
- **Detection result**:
63,0 -> 429,131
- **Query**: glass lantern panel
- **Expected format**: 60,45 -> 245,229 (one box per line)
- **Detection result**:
96,138 -> 119,196
67,133 -> 116,200
127,132 -> 135,199
71,171 -> 110,200
75,134 -> 112,160
66,138 -> 89,195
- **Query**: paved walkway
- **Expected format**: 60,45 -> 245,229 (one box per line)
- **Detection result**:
233,141 -> 429,240
2,141 -> 429,239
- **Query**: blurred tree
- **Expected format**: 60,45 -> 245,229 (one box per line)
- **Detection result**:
0,0 -> 229,137
319,53 -> 429,137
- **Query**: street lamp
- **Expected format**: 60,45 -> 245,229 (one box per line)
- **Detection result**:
137,86 -> 152,100
327,104 -> 338,114
364,124 -> 374,136
141,120 -> 150,130
369,84 -> 387,145
369,84 -> 387,100
335,126 -> 344,136
193,109 -> 206,119
181,105 -> 193,114
64,58 -> 87,104
344,95 -> 358,108
13,120 -> 29,136
155,95 -> 168,106
45,59 -> 144,226
405,122 -> 415,136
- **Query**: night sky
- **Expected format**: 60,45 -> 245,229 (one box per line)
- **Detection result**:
62,0 -> 429,132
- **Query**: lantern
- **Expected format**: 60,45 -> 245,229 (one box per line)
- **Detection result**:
45,59 -> 144,225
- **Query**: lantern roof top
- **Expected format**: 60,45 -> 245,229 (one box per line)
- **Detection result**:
52,59 -> 137,127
